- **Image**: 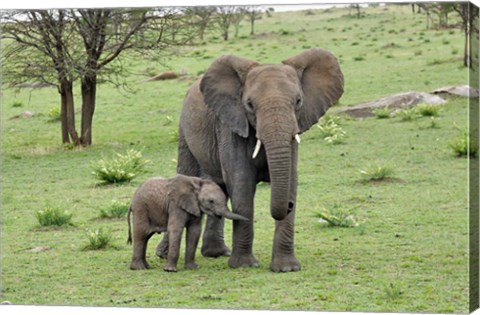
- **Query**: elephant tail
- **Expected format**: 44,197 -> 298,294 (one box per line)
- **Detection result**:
127,205 -> 133,245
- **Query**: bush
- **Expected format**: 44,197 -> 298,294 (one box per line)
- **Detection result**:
359,161 -> 396,182
417,104 -> 441,117
84,228 -> 112,250
316,205 -> 359,228
396,107 -> 419,121
36,207 -> 73,227
317,116 -> 346,144
372,108 -> 392,119
91,149 -> 150,184
449,129 -> 478,158
47,107 -> 61,122
99,200 -> 129,219
11,101 -> 23,108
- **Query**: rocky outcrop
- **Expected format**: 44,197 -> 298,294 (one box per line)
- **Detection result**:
337,92 -> 447,118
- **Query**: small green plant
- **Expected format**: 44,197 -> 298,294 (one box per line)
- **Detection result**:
317,116 -> 346,144
396,107 -> 419,121
372,107 -> 392,119
359,161 -> 396,182
425,117 -> 441,129
35,207 -> 73,227
384,282 -> 404,300
449,129 -> 478,158
163,115 -> 173,126
84,227 -> 112,250
91,149 -> 150,184
417,103 -> 441,117
316,205 -> 359,228
47,107 -> 61,122
99,200 -> 129,218
11,100 -> 23,108
353,55 -> 365,61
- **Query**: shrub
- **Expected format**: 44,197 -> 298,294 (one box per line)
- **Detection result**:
91,149 -> 150,184
449,129 -> 478,158
317,116 -> 346,144
417,104 -> 441,117
396,107 -> 419,121
11,101 -> 23,108
316,205 -> 358,228
372,108 -> 392,119
84,228 -> 112,250
36,207 -> 73,227
47,107 -> 61,122
99,200 -> 129,219
359,161 -> 395,182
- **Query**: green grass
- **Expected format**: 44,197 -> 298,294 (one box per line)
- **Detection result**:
0,4 -> 472,313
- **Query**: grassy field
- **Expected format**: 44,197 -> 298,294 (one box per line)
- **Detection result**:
0,4 -> 473,313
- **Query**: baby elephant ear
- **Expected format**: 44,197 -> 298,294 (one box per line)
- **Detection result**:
168,176 -> 201,217
200,55 -> 259,138
282,48 -> 344,133
179,195 -> 201,217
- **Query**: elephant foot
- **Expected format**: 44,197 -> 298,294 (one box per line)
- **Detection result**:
184,262 -> 199,270
201,242 -> 231,258
163,264 -> 178,272
130,259 -> 150,270
156,241 -> 168,259
270,255 -> 301,272
228,253 -> 259,268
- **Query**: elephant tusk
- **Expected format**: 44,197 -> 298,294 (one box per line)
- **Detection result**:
252,139 -> 262,159
295,134 -> 301,144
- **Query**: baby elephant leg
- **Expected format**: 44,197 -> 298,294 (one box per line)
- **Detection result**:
184,218 -> 202,270
156,233 -> 169,259
164,226 -> 183,272
130,230 -> 153,270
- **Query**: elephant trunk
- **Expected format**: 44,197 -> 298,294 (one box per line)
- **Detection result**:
219,208 -> 249,221
264,140 -> 293,221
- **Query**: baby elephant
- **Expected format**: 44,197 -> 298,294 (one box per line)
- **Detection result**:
127,174 -> 247,272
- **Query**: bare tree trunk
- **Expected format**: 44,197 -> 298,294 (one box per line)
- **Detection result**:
60,80 -> 80,145
80,75 -> 97,146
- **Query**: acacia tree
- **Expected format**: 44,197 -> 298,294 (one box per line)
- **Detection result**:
2,8 -> 191,146
215,6 -> 240,41
184,6 -> 216,41
453,3 -> 479,68
2,10 -> 82,144
244,6 -> 263,35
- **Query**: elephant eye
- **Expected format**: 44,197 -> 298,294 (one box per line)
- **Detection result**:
208,199 -> 215,204
295,96 -> 303,109
245,99 -> 254,113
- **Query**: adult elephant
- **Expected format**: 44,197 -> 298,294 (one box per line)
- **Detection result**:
161,48 -> 344,272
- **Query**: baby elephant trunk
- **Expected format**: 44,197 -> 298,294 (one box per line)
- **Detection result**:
220,208 -> 249,221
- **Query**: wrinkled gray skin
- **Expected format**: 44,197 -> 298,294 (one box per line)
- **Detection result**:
158,48 -> 344,272
127,174 -> 247,272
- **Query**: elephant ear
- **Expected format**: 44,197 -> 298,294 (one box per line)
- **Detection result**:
200,55 -> 259,138
282,48 -> 344,133
167,175 -> 201,217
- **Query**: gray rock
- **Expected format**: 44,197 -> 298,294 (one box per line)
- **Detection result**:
337,92 -> 446,118
432,85 -> 479,98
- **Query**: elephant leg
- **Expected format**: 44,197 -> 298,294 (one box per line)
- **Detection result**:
176,128 -> 230,257
270,210 -> 300,272
228,180 -> 259,268
270,142 -> 300,272
130,230 -> 154,270
185,219 -> 202,269
156,232 -> 168,259
164,226 -> 183,272
201,216 -> 231,257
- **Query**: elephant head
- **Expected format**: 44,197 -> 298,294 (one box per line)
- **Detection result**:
200,48 -> 344,221
167,175 -> 248,221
